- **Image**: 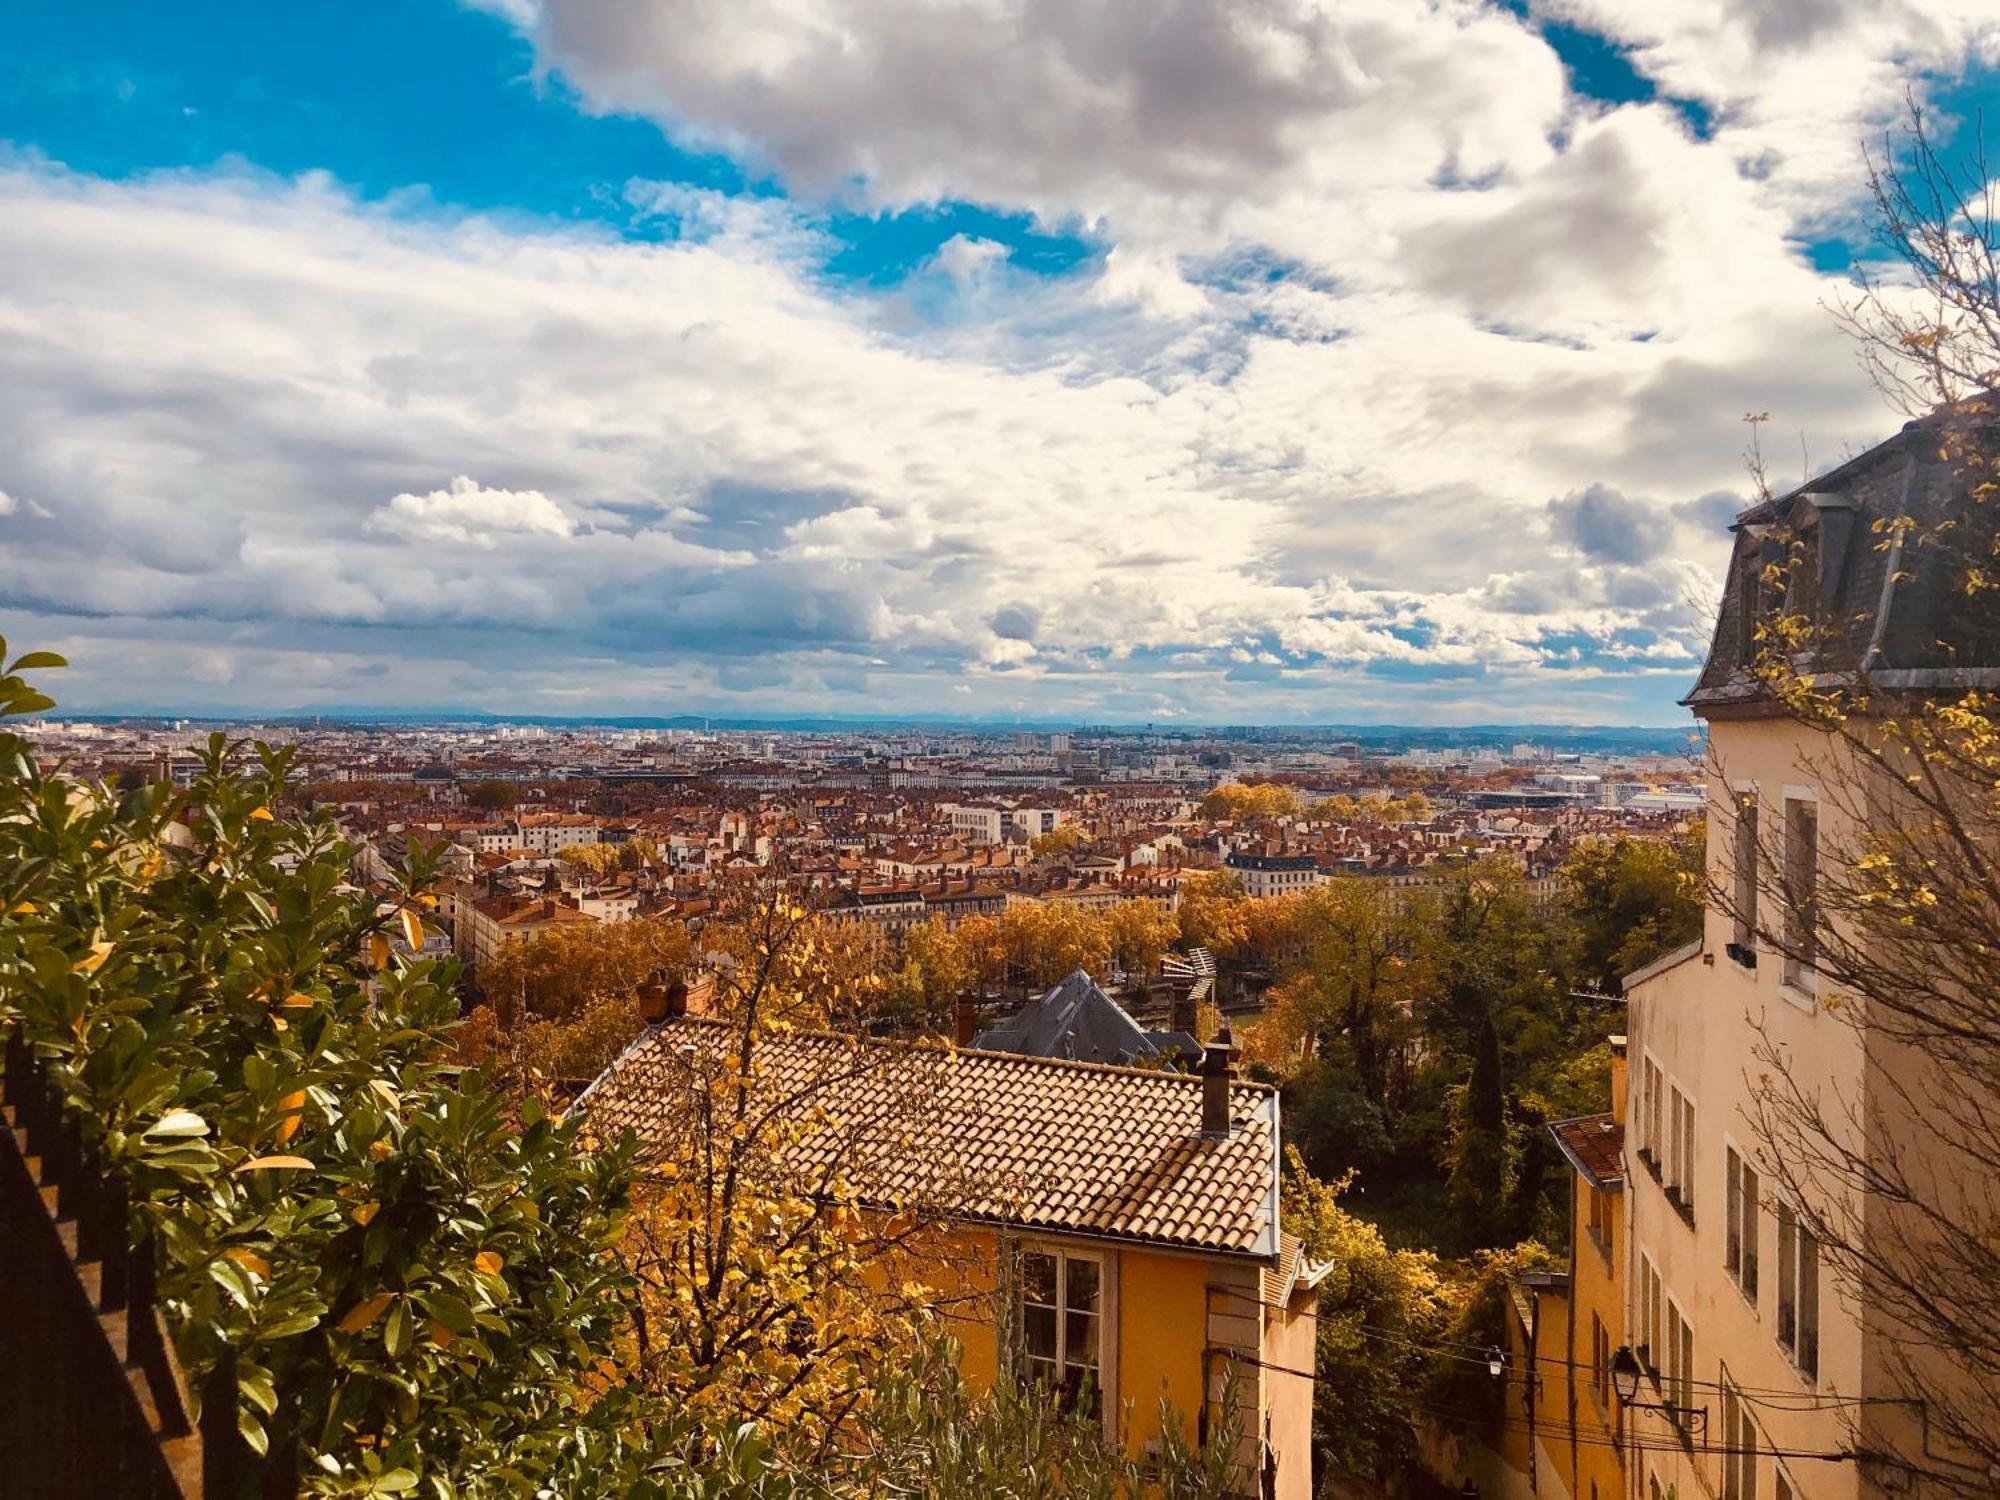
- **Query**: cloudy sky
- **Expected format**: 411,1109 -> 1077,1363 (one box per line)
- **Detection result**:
2,2 -> 1996,724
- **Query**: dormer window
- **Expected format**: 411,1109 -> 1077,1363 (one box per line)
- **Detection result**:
1735,541 -> 1766,665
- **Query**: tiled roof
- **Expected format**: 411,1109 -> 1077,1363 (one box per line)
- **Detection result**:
576,1016 -> 1281,1261
1549,1112 -> 1625,1191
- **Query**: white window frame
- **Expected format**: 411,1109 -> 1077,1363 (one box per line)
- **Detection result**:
1780,787 -> 1820,1007
1724,1136 -> 1761,1310
1012,1241 -> 1119,1432
1729,779 -> 1760,960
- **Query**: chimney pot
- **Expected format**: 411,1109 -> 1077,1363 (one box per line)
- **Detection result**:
1200,1023 -> 1240,1139
637,970 -> 688,1025
954,996 -> 979,1047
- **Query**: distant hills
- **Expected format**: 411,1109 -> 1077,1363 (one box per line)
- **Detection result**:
41,707 -> 1700,756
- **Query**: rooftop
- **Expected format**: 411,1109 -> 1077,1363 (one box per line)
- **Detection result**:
576,1015 -> 1281,1260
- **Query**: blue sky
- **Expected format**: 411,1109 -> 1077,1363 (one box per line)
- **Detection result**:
0,1 -> 1995,723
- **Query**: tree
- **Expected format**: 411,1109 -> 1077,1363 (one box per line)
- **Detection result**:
1555,828 -> 1704,992
1444,1009 -> 1515,1249
1028,823 -> 1087,860
557,842 -> 624,880
1175,870 -> 1250,954
617,883 -> 963,1458
0,650 -> 648,1496
477,912 -> 691,1026
1198,782 -> 1302,821
463,779 -> 521,813
1282,1150 -> 1457,1484
1103,897 -> 1179,976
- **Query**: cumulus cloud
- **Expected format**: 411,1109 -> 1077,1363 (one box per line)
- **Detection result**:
1548,483 -> 1676,565
2,0 -> 1974,731
367,476 -> 577,548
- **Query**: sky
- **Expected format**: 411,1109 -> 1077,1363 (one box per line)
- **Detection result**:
1,2 -> 1997,726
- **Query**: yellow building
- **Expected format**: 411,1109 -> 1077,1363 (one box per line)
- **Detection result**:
580,1014 -> 1324,1497
1486,1041 -> 1630,1500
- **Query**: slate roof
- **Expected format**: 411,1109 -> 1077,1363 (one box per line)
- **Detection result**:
973,969 -> 1199,1067
1549,1112 -> 1625,1191
1689,403 -> 2000,715
575,1016 -> 1282,1261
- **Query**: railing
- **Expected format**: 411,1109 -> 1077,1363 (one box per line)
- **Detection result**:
0,1034 -> 295,1499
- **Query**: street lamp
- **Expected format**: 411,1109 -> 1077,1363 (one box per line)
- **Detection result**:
1611,1344 -> 1643,1404
1485,1346 -> 1506,1379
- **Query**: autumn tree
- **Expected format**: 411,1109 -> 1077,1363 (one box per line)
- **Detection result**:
614,882 -> 964,1457
1555,827 -> 1704,992
476,912 -> 691,1026
1028,823 -> 1087,859
1175,870 -> 1250,954
557,841 -> 624,880
463,779 -> 521,813
1198,781 -> 1302,821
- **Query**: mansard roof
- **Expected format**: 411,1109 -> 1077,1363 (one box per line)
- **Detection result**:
1686,401 -> 2000,717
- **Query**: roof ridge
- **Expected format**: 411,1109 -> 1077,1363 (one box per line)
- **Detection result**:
647,1013 -> 1275,1093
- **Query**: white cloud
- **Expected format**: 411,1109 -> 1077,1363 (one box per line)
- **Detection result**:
367,476 -> 577,548
8,0 -> 1992,727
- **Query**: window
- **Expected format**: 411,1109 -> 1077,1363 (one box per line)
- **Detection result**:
1638,1255 -> 1664,1377
1726,1146 -> 1761,1301
1775,1203 -> 1820,1381
1731,790 -> 1759,963
1721,1380 -> 1759,1500
1663,1299 -> 1695,1438
1587,1183 -> 1612,1259
1667,1085 -> 1696,1219
1783,798 -> 1819,989
1642,1058 -> 1665,1167
1017,1248 -> 1102,1411
1590,1313 -> 1611,1409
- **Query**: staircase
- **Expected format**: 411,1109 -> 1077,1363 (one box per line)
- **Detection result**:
0,1036 -> 205,1499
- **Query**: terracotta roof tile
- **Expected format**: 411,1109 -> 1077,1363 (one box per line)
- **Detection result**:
1549,1112 -> 1624,1190
577,1016 -> 1279,1260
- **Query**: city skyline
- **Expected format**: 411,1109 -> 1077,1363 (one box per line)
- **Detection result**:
2,2 -> 1998,725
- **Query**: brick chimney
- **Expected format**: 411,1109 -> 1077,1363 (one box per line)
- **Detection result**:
1200,1024 -> 1240,1140
637,971 -> 688,1026
954,996 -> 979,1047
1170,978 -> 1199,1038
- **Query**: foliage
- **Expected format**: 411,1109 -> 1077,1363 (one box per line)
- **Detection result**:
1555,828 -> 1704,992
1027,823 -> 1087,859
1310,791 -> 1432,825
618,883 -> 955,1459
463,780 -> 521,813
1282,1149 -> 1457,1483
1175,870 -> 1249,954
0,648 -> 644,1497
559,842 -> 627,880
479,912 -> 692,1026
831,1326 -> 1242,1498
1197,781 -> 1302,821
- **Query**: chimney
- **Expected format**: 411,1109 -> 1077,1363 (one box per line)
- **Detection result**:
1609,1034 -> 1629,1127
1200,1024 -> 1240,1140
637,971 -> 689,1026
1170,979 -> 1199,1039
954,996 -> 979,1047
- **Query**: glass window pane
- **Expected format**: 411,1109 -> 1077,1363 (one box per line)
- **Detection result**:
1065,1258 -> 1099,1313
1023,1303 -> 1057,1361
1066,1310 -> 1098,1367
1021,1251 -> 1058,1307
